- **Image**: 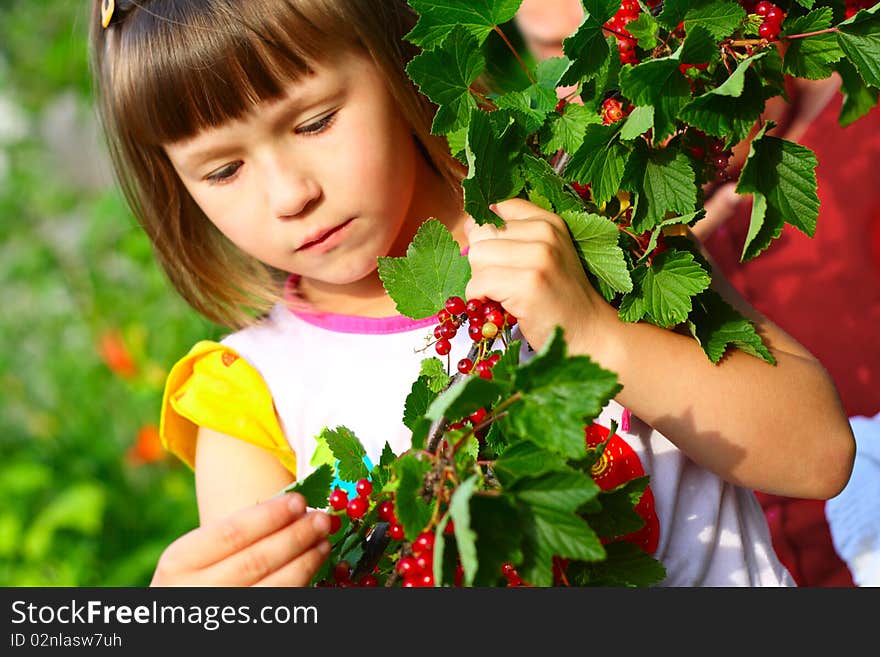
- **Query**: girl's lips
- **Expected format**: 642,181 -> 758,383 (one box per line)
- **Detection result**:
297,218 -> 355,252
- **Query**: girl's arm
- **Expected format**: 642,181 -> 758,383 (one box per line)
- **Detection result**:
150,428 -> 332,586
466,198 -> 855,500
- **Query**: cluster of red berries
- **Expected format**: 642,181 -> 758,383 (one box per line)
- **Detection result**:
688,132 -> 735,183
501,561 -> 525,587
754,2 -> 786,41
397,531 -> 438,587
601,97 -> 628,125
432,295 -> 516,380
604,0 -> 642,65
327,478 -> 375,532
324,559 -> 379,587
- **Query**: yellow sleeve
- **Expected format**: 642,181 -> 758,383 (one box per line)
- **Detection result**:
159,340 -> 297,476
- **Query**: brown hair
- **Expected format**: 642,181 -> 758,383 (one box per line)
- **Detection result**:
90,0 -> 463,328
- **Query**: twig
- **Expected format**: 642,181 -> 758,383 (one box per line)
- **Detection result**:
494,25 -> 536,84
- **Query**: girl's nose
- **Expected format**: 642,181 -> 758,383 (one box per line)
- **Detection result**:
265,158 -> 322,220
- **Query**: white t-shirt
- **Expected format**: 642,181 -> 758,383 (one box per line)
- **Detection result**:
223,303 -> 795,587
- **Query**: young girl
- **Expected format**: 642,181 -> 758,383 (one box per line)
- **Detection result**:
90,0 -> 854,587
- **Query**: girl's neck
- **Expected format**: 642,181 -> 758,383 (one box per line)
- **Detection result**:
296,157 -> 468,318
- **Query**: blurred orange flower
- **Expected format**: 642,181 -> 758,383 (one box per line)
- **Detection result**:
98,330 -> 138,379
127,424 -> 165,465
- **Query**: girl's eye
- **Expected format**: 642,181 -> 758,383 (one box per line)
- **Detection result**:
295,111 -> 338,136
205,161 -> 242,185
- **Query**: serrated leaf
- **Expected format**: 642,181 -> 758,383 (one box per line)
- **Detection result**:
405,0 -> 523,49
564,123 -> 629,205
678,67 -> 769,144
568,540 -> 667,586
560,0 -> 619,86
683,1 -> 746,40
420,357 -> 451,393
536,56 -> 572,89
541,102 -> 603,155
630,148 -> 698,233
283,464 -> 333,509
837,4 -> 880,88
783,8 -> 845,79
379,442 -> 396,467
319,427 -> 368,483
680,25 -> 717,65
504,327 -> 621,460
687,289 -> 775,364
378,219 -> 471,319
405,25 -> 485,134
512,470 -> 601,512
519,505 -> 605,585
835,58 -> 880,126
581,476 -> 649,539
493,440 -> 571,485
470,496 -> 522,586
449,474 -> 480,586
627,13 -> 660,49
736,125 -> 820,261
495,85 -> 558,133
640,211 -> 705,262
618,57 -> 692,142
426,374 -> 507,423
392,453 -> 433,541
403,376 -> 437,431
560,209 -> 633,293
657,0 -> 706,29
462,108 -> 527,226
521,154 -> 582,214
618,250 -> 712,327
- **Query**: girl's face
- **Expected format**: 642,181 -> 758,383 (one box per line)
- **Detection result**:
164,50 -> 428,291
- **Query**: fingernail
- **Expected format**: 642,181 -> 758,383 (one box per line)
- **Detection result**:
311,512 -> 331,534
489,203 -> 499,214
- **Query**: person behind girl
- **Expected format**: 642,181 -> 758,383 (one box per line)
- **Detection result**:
89,0 -> 854,587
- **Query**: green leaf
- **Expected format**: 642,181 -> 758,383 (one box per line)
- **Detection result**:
619,105 -> 654,140
640,211 -> 705,261
687,289 -> 775,364
683,1 -> 747,40
680,25 -> 717,65
493,440 -> 571,485
378,219 -> 471,319
782,8 -> 845,79
618,249 -> 712,327
470,496 -> 523,586
392,453 -> 433,542
568,540 -> 667,586
627,13 -> 660,49
518,505 -> 605,586
564,123 -> 629,205
736,124 -> 820,261
462,108 -> 527,226
319,426 -> 368,483
678,67 -> 768,144
560,0 -> 620,86
835,58 -> 879,126
285,464 -> 333,509
405,25 -> 485,134
629,147 -> 698,233
405,0 -> 523,49
837,4 -> 880,88
403,376 -> 438,431
581,476 -> 650,539
426,374 -> 507,423
521,154 -> 583,214
560,209 -> 633,293
541,102 -> 603,155
512,470 -> 602,512
23,484 -> 106,560
618,56 -> 692,142
449,474 -> 480,586
420,357 -> 451,393
504,327 -> 621,460
657,0 -> 706,29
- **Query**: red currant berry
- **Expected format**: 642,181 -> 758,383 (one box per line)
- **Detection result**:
439,321 -> 457,340
329,488 -> 349,511
444,519 -> 456,534
487,353 -> 501,367
413,531 -> 436,555
355,478 -> 372,498
765,7 -> 784,24
504,312 -> 517,326
389,523 -> 405,541
402,577 -> 418,587
433,325 -> 444,339
457,357 -> 474,374
758,22 -> 778,39
329,514 -> 342,534
445,295 -> 466,316
436,309 -> 451,324
468,324 -> 483,341
396,555 -> 420,577
377,500 -> 396,522
415,554 -> 432,573
334,560 -> 351,582
484,310 -> 504,327
468,407 -> 488,425
755,1 -> 773,16
475,361 -> 493,380
359,574 -> 379,587
346,496 -> 368,520
435,338 -> 451,356
501,562 -> 516,577
418,573 -> 435,587
465,298 -> 484,316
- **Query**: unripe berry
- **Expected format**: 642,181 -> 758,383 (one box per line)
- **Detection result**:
481,322 -> 498,339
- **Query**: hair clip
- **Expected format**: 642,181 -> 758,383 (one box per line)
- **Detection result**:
101,0 -> 115,29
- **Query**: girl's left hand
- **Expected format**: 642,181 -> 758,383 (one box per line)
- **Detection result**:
465,198 -> 619,354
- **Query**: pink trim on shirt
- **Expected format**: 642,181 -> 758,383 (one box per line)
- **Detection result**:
283,275 -> 438,335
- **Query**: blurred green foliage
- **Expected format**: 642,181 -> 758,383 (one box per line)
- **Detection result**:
0,0 -> 222,585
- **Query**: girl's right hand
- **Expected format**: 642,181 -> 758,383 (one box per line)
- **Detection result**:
150,493 -> 332,587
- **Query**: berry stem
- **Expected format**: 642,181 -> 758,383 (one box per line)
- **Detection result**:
782,27 -> 840,41
493,25 -> 537,85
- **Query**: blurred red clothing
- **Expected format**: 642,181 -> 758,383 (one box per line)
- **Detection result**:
703,95 -> 880,586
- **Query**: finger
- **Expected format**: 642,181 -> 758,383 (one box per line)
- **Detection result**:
160,493 -> 308,572
253,540 -> 332,587
490,198 -> 562,224
204,510 -> 333,586
468,238 -> 559,272
468,218 -> 564,250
